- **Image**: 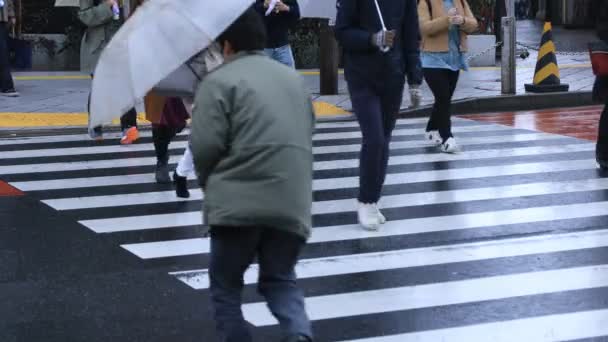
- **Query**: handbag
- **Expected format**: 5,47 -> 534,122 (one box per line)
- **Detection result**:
152,43 -> 224,98
589,41 -> 608,77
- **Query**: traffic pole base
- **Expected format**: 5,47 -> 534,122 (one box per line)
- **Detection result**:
525,83 -> 570,93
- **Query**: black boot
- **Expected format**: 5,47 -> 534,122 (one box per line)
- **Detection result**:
173,171 -> 190,198
155,162 -> 171,184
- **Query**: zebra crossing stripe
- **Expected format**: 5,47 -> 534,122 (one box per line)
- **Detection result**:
313,159 -> 597,191
340,309 -> 608,342
43,176 -> 608,212
241,264 -> 608,326
166,229 -> 608,289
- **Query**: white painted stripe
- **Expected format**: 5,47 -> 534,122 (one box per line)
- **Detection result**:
43,189 -> 204,210
314,158 -> 598,191
0,133 -> 559,176
1,140 -> 188,159
342,309 -> 608,342
241,264 -> 608,326
44,170 -> 603,212
11,143 -> 594,192
169,229 -> 608,289
124,238 -> 208,259
313,132 -> 562,156
313,124 -> 512,142
80,201 -> 608,241
80,211 -> 202,233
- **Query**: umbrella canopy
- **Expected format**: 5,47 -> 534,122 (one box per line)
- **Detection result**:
54,0 -> 79,7
89,0 -> 253,128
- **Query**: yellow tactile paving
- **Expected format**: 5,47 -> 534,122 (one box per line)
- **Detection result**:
0,102 -> 349,128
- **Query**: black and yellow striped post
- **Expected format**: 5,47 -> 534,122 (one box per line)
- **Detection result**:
525,22 -> 569,93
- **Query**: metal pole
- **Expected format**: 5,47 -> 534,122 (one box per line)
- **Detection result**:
501,0 -> 516,94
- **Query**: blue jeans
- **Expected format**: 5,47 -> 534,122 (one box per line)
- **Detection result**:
264,45 -> 295,68
348,79 -> 403,204
209,226 -> 311,342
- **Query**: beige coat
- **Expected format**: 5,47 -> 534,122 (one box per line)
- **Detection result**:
418,0 -> 478,53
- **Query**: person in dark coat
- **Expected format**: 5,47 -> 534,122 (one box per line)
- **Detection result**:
191,7 -> 314,342
594,0 -> 608,169
335,0 -> 421,230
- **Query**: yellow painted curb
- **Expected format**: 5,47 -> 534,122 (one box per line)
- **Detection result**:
0,113 -> 149,128
0,102 -> 349,128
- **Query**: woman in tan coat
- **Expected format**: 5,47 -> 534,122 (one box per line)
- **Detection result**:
418,0 -> 477,153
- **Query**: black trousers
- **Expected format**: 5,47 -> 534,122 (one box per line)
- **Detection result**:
0,24 -> 15,91
597,102 -> 608,162
423,68 -> 460,140
152,124 -> 178,165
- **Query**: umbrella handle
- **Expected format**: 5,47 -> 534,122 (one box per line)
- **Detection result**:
373,0 -> 391,53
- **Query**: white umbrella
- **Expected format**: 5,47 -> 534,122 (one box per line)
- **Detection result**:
54,0 -> 79,7
89,0 -> 253,128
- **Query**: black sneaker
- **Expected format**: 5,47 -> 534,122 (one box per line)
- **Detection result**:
1,89 -> 19,97
173,172 -> 190,198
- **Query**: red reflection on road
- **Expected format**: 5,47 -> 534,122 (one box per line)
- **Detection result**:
0,181 -> 24,196
460,106 -> 603,142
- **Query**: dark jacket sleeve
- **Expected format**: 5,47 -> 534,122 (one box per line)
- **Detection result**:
285,0 -> 301,25
403,0 -> 422,85
254,0 -> 266,16
335,0 -> 373,52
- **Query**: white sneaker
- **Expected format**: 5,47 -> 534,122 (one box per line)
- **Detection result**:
425,130 -> 442,146
358,202 -> 381,231
409,87 -> 422,108
376,206 -> 387,224
440,137 -> 460,153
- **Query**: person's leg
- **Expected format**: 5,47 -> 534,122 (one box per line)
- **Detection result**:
121,108 -> 138,130
376,83 -> 403,204
439,70 -> 460,141
209,227 -> 261,342
0,24 -> 16,95
348,80 -> 385,230
274,45 -> 296,68
423,68 -> 453,141
86,77 -> 103,140
120,108 -> 140,144
257,228 -> 311,341
173,144 -> 193,198
152,124 -> 177,183
348,81 -> 385,204
597,100 -> 608,169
